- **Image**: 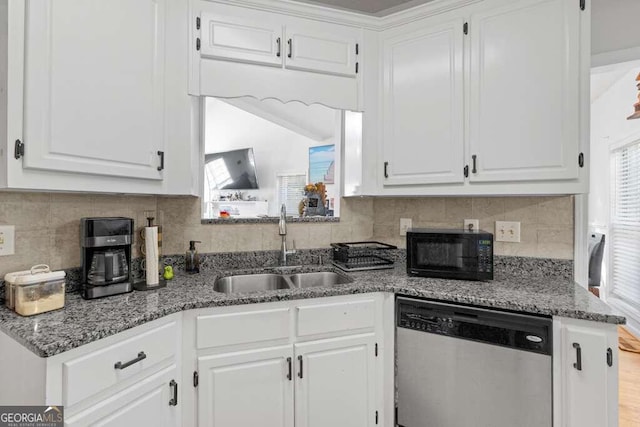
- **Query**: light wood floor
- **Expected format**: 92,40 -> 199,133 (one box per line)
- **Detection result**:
620,341 -> 640,426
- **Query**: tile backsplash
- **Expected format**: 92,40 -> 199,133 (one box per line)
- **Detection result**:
371,196 -> 574,259
0,192 -> 573,277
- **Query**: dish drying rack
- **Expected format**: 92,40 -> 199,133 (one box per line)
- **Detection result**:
331,241 -> 397,271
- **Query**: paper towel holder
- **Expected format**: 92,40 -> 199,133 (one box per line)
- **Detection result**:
134,214 -> 167,291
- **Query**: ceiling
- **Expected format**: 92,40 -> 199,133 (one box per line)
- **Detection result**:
591,60 -> 640,103
291,0 -> 436,15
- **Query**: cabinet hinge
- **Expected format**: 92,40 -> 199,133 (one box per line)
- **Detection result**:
375,343 -> 378,357
464,165 -> 469,178
196,38 -> 201,51
355,62 -> 359,74
196,16 -> 201,30
14,139 -> 24,160
463,22 -> 468,35
579,0 -> 586,10
356,43 -> 359,55
375,410 -> 379,424
578,152 -> 584,168
193,371 -> 199,388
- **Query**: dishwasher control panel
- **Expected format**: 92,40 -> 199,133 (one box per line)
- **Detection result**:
397,297 -> 552,355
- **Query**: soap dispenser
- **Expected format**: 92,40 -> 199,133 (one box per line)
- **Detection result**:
185,241 -> 201,274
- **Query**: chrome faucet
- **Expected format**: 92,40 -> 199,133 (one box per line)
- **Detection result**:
278,204 -> 296,266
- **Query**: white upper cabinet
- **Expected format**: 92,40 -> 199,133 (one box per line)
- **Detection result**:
191,1 -> 362,110
370,0 -> 588,196
1,0 -> 199,195
284,19 -> 359,77
22,0 -> 166,180
199,8 -> 283,67
468,0 -> 581,183
381,16 -> 465,186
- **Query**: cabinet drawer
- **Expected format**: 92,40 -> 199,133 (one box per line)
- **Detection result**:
62,320 -> 178,407
296,299 -> 376,337
196,307 -> 290,349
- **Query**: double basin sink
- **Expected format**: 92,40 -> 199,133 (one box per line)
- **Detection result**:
214,271 -> 353,294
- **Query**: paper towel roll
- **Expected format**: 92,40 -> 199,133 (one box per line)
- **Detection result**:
144,226 -> 159,286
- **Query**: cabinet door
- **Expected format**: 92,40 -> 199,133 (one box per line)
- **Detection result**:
65,365 -> 179,427
381,17 -> 465,186
200,5 -> 283,67
294,334 -> 376,427
284,19 -> 359,77
560,320 -> 618,427
468,0 -> 580,182
197,346 -> 294,427
22,0 -> 166,180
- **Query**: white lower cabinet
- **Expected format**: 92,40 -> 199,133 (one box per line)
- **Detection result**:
195,336 -> 377,427
0,313 -> 183,426
188,294 -> 386,427
65,364 -> 180,427
197,346 -> 294,427
294,334 -> 376,427
555,317 -> 619,427
0,294 -> 623,427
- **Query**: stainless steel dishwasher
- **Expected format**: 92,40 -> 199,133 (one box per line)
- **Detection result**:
396,297 -> 553,427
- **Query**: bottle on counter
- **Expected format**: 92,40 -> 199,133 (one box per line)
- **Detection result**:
186,240 -> 201,274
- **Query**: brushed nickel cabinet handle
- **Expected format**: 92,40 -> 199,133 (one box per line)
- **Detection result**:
573,343 -> 582,371
114,351 -> 146,370
169,380 -> 178,406
298,355 -> 303,379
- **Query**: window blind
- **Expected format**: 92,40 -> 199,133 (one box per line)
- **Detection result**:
277,173 -> 306,216
611,140 -> 640,307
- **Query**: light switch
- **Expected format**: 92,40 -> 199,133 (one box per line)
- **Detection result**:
0,225 -> 15,256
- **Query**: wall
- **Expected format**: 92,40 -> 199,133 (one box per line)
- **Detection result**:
590,67 -> 640,229
0,191 -> 574,278
204,98 -> 341,217
370,196 -> 575,259
592,0 -> 640,57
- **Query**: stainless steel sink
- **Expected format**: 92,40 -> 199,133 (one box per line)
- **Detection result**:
287,272 -> 353,288
213,274 -> 291,294
213,271 -> 353,294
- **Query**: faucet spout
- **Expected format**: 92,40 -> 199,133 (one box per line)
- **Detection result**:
278,204 -> 296,266
279,204 -> 287,236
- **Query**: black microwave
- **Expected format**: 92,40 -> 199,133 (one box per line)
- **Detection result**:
406,229 -> 494,281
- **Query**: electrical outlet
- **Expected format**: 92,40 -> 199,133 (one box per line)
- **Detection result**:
400,218 -> 412,236
0,225 -> 15,256
495,221 -> 521,243
464,219 -> 479,232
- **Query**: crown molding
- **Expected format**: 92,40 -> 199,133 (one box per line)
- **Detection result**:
201,0 -> 484,31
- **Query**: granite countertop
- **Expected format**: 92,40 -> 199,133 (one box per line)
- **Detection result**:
0,262 -> 625,358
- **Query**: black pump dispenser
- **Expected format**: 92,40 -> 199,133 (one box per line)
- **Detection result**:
186,240 -> 201,274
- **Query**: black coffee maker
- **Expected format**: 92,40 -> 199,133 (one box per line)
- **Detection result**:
81,217 -> 134,299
